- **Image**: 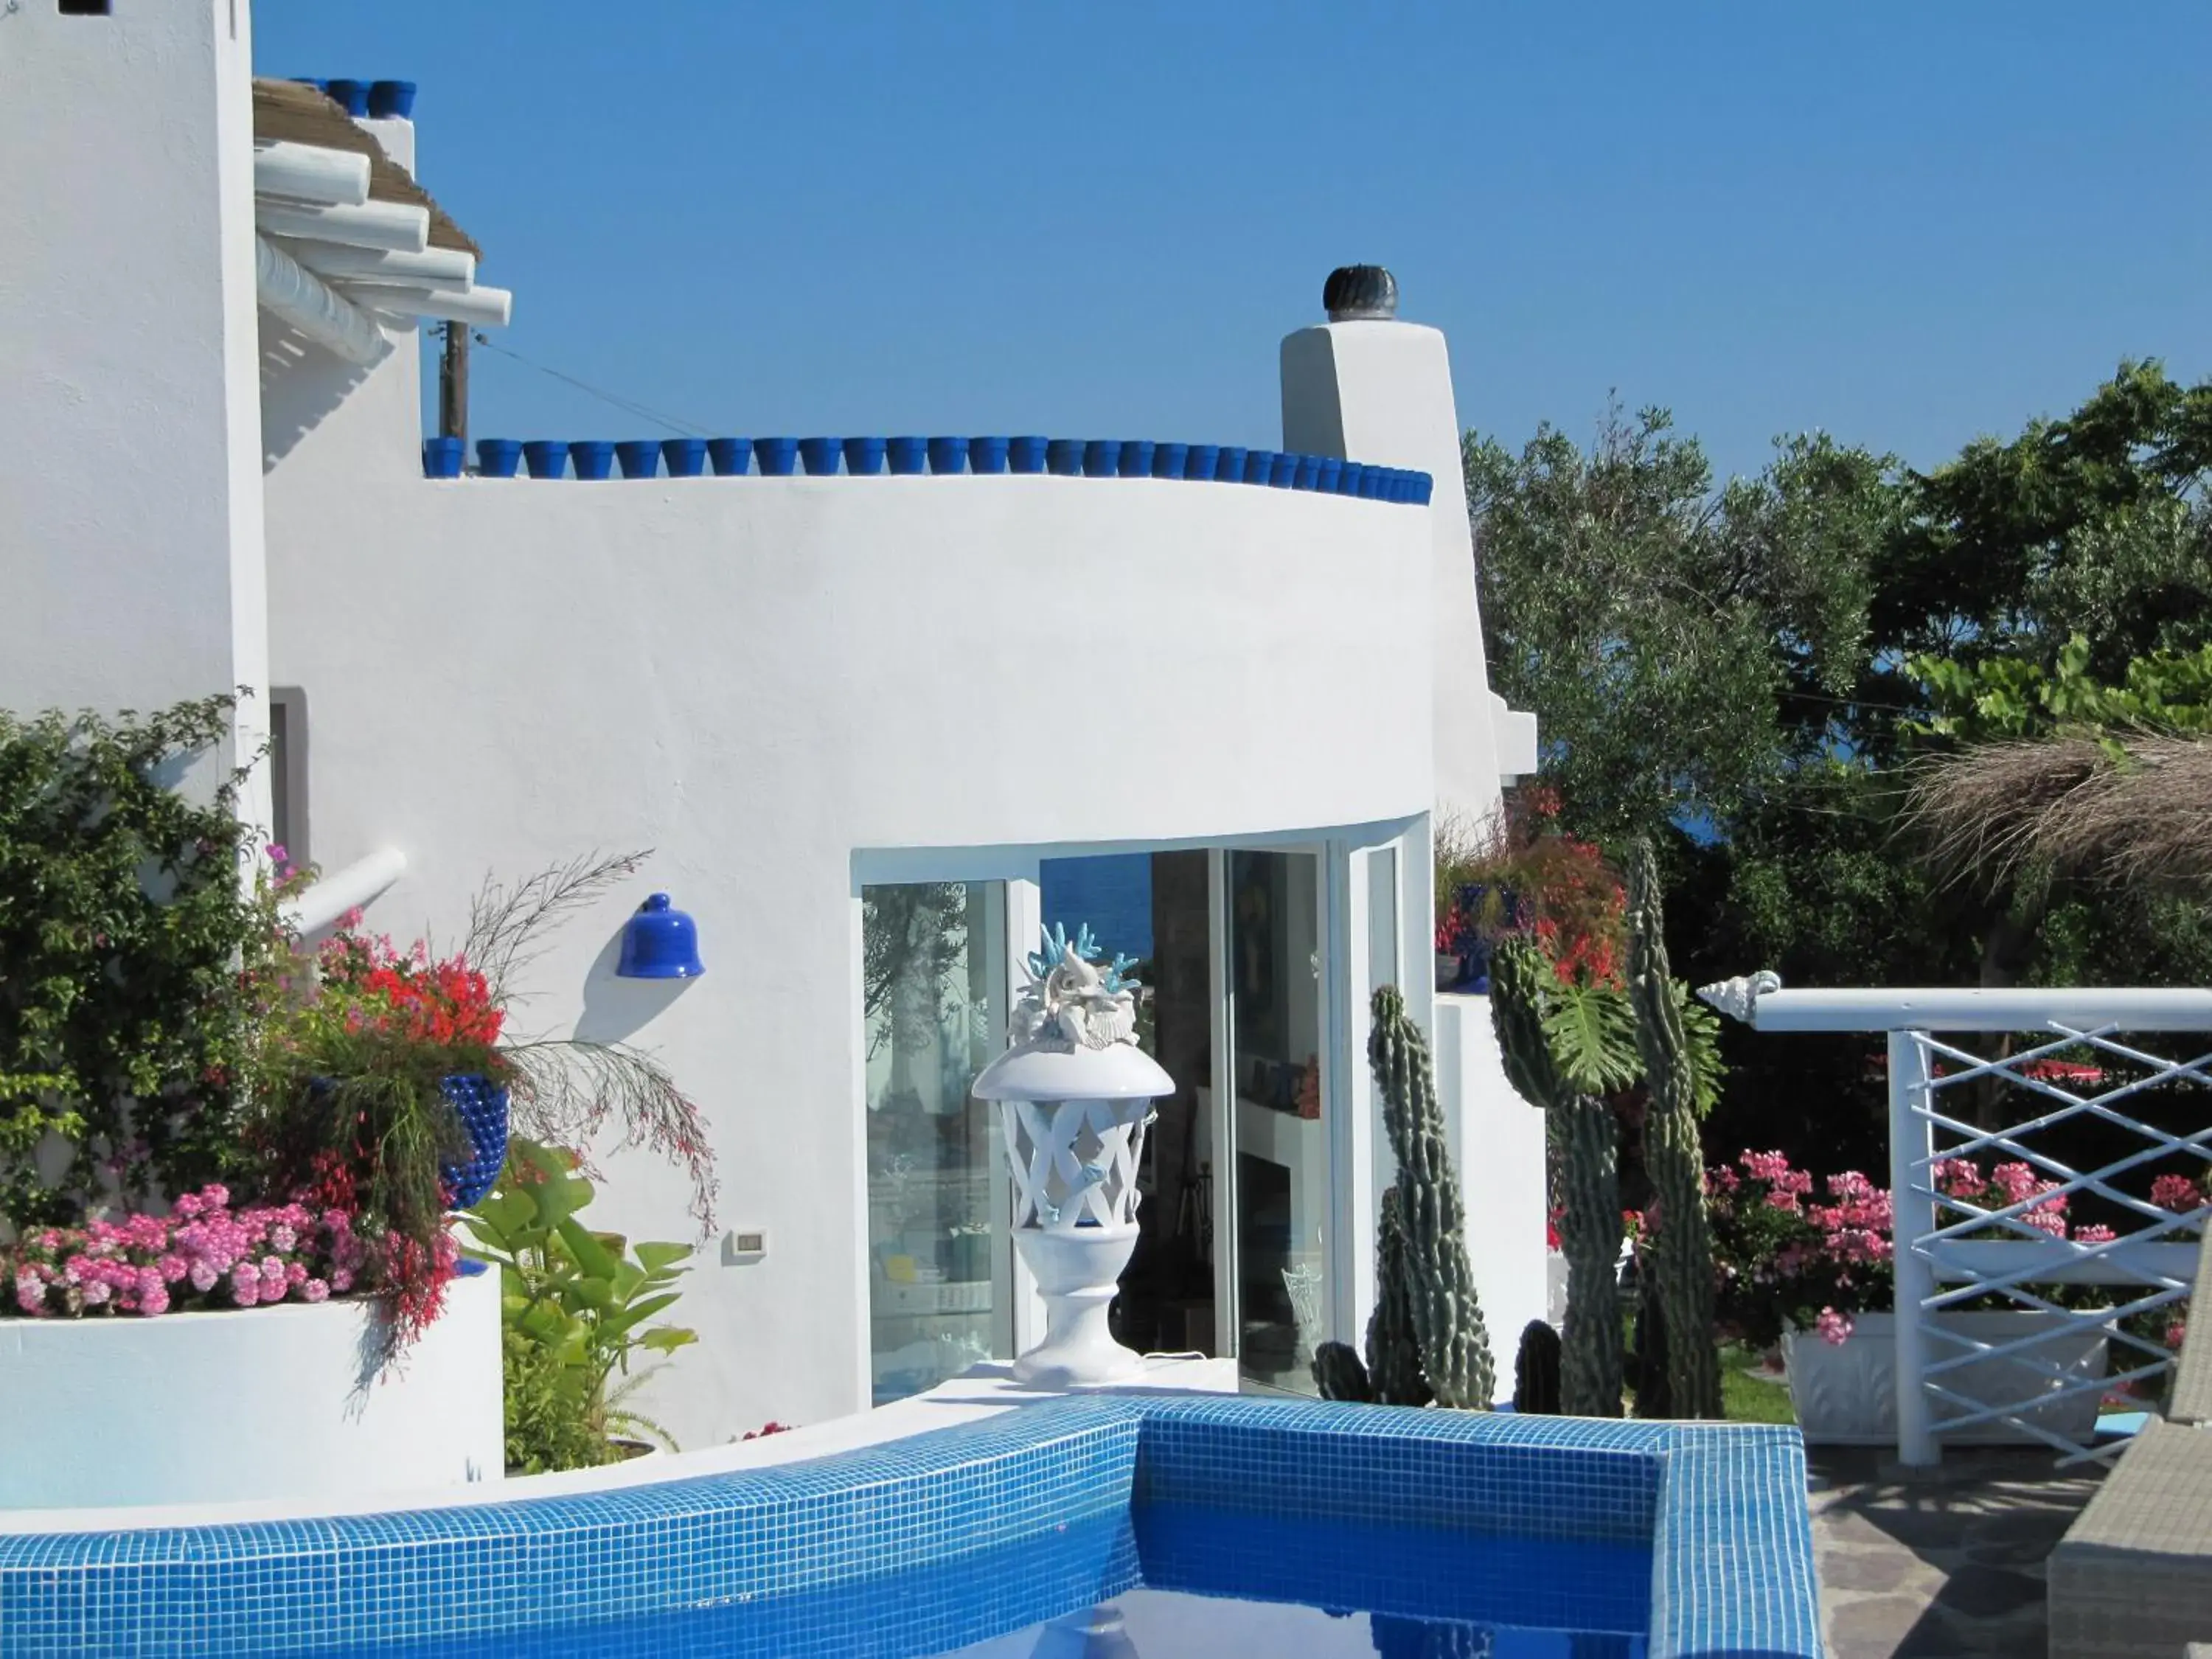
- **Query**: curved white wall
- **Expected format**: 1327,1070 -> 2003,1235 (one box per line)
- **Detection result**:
264,465 -> 1434,1448
0,1268 -> 500,1513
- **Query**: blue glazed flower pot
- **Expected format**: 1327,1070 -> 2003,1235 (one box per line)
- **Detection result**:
522,440 -> 569,479
367,80 -> 417,119
753,437 -> 799,476
571,441 -> 616,480
968,436 -> 1011,474
663,438 -> 708,478
706,437 -> 750,476
1214,446 -> 1247,483
1242,449 -> 1276,484
1046,439 -> 1085,476
323,78 -> 369,116
1413,473 -> 1435,506
1118,441 -> 1155,478
1184,443 -> 1220,481
1269,451 -> 1299,487
799,437 -> 844,476
422,437 -> 464,479
1009,436 -> 1049,473
843,437 -> 887,476
615,439 -> 661,479
1083,439 -> 1121,477
928,437 -> 970,475
439,1074 -> 509,1212
1338,462 -> 1366,496
1358,466 -> 1382,499
1293,453 -> 1324,490
887,436 -> 929,475
1315,456 -> 1342,493
1152,442 -> 1188,479
475,438 -> 522,478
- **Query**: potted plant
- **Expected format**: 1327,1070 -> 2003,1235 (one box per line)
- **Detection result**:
460,1135 -> 698,1472
1433,786 -> 1622,994
1708,1148 -> 2126,1444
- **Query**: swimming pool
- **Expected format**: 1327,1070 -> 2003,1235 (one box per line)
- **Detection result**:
0,1395 -> 1820,1658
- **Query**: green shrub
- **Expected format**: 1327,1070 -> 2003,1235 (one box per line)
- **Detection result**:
462,1136 -> 697,1472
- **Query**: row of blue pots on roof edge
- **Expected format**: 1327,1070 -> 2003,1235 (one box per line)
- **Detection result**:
423,436 -> 1434,504
295,78 -> 417,119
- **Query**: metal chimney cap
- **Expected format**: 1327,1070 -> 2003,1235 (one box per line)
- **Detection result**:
1323,265 -> 1398,321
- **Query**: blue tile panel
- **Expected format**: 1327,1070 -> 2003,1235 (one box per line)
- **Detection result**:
0,1396 -> 1820,1659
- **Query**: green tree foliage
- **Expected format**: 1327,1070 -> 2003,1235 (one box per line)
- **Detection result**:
1470,362 -> 2212,1173
0,698 -> 279,1227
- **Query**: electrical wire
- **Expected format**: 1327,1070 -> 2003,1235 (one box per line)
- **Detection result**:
465,331 -> 715,438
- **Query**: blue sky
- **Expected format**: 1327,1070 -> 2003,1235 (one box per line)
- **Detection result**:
255,2 -> 2209,483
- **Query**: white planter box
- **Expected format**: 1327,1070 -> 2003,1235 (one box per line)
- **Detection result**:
0,1265 -> 502,1512
1782,1309 -> 2109,1447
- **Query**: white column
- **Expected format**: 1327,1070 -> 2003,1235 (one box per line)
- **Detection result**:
1889,1029 -> 1941,1467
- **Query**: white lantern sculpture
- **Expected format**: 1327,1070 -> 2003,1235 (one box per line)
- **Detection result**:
972,924 -> 1172,1388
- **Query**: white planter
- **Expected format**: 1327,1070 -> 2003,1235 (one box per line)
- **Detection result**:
1782,1309 -> 2110,1447
0,1265 -> 502,1512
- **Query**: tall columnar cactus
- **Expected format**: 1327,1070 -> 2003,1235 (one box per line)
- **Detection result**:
1513,1319 -> 1562,1415
1625,838 -> 1721,1420
1369,984 -> 1495,1411
1313,1187 -> 1433,1407
1491,938 -> 1624,1418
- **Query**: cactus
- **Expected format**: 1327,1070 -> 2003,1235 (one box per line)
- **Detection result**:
1314,1187 -> 1435,1407
1512,1319 -> 1562,1415
1491,939 -> 1624,1418
1625,839 -> 1721,1419
1370,984 -> 1495,1410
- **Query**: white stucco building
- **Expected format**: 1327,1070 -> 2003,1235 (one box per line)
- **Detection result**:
1,0 -> 1545,1451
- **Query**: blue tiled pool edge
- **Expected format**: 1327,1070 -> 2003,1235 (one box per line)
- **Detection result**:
0,1396 -> 1820,1659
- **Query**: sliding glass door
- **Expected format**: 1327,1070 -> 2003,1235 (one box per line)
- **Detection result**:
1222,848 -> 1331,1392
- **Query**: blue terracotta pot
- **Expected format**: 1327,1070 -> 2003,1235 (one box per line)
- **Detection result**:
1242,449 -> 1276,484
1293,453 -> 1324,490
843,437 -> 887,476
1009,436 -> 1049,473
1315,456 -> 1342,493
706,437 -> 750,476
422,437 -> 464,479
367,80 -> 417,119
439,1074 -> 509,1211
1215,446 -> 1247,483
615,439 -> 660,479
522,440 -> 569,479
475,438 -> 522,478
1413,473 -> 1435,506
1358,466 -> 1382,499
799,437 -> 844,476
1269,451 -> 1299,487
887,435 -> 928,475
1046,439 -> 1085,476
969,436 -> 1011,474
663,437 -> 708,478
1338,462 -> 1366,496
753,437 -> 799,476
1183,443 -> 1220,481
571,441 -> 616,480
928,437 -> 970,475
323,78 -> 369,116
1082,439 -> 1121,477
1152,442 -> 1188,479
1118,440 -> 1155,478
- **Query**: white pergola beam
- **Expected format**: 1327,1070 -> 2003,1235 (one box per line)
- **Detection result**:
347,282 -> 512,328
276,239 -> 476,288
253,141 -> 372,207
255,235 -> 389,366
256,198 -> 430,254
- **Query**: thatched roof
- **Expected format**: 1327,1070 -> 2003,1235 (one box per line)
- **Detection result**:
251,79 -> 480,259
1907,734 -> 2212,891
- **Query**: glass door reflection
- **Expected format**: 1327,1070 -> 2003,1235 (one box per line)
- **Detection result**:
1225,849 -> 1329,1391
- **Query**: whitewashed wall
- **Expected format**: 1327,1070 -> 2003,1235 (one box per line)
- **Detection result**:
0,0 -> 269,824
264,454 -> 1436,1446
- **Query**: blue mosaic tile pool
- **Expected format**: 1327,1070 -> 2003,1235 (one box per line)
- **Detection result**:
0,1396 -> 1820,1659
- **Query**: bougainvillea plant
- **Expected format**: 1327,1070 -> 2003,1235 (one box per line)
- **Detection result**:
1704,1148 -> 2205,1352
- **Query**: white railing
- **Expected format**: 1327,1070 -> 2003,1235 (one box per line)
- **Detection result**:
279,848 -> 406,936
1702,978 -> 2212,1467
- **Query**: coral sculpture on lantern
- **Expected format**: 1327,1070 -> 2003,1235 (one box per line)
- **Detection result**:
972,924 -> 1172,1386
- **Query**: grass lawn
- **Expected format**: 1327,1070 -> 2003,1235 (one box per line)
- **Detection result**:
1720,1343 -> 1796,1425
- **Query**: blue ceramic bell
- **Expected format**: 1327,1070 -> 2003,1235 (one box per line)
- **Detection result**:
617,893 -> 704,978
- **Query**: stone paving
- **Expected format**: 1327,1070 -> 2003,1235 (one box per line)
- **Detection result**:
1810,1445 -> 2107,1658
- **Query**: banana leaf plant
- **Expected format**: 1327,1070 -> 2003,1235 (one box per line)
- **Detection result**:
460,1135 -> 697,1470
